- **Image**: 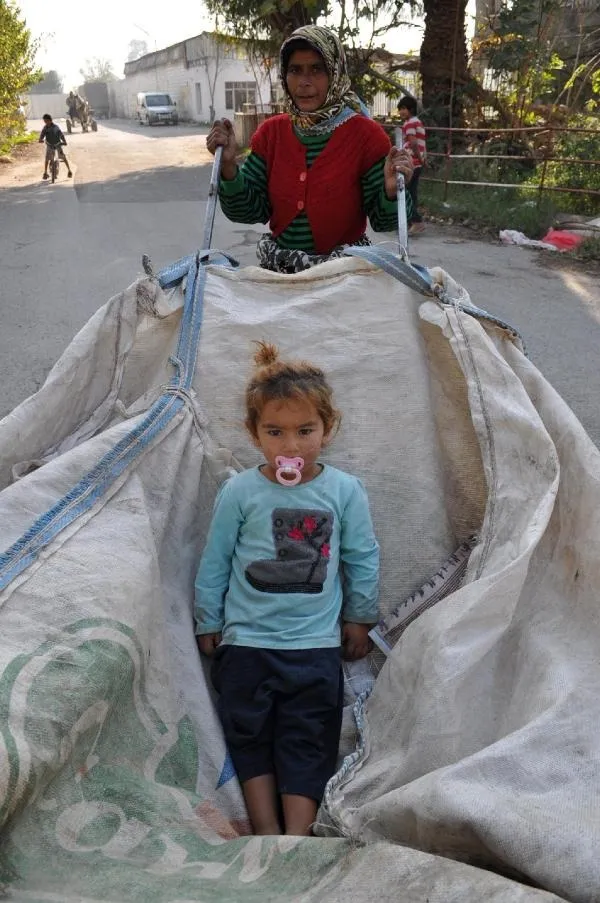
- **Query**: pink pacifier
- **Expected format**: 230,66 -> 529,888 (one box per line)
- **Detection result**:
275,456 -> 304,487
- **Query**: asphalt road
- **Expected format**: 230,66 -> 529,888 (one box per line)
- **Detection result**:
1,118 -> 599,446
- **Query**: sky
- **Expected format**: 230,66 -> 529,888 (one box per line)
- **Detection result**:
18,0 -> 215,89
16,0 -> 431,91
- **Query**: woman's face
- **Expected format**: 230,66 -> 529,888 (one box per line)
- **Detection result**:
285,49 -> 330,112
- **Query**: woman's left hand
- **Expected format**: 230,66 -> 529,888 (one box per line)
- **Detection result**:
384,146 -> 414,200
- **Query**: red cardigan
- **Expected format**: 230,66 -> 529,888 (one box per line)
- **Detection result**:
251,114 -> 391,254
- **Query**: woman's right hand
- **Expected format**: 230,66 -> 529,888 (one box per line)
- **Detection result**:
206,119 -> 238,180
196,632 -> 222,657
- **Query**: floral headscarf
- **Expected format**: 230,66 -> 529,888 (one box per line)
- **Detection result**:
280,25 -> 368,135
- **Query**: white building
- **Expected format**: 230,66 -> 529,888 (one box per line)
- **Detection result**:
368,50 -> 421,117
109,32 -> 422,126
110,32 -> 273,123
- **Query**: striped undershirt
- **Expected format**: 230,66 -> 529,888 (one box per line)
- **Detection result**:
219,129 -> 410,252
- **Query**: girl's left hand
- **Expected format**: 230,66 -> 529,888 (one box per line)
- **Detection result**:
197,632 -> 222,657
342,622 -> 373,661
384,147 -> 414,200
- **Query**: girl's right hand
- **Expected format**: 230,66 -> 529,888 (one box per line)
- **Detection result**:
196,632 -> 222,657
206,119 -> 238,179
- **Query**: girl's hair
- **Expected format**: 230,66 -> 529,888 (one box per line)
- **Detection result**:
245,341 -> 340,438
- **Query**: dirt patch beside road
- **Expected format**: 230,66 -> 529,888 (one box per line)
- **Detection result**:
0,143 -> 43,188
537,245 -> 600,276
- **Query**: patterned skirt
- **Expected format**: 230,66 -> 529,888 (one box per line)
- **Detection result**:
257,233 -> 372,274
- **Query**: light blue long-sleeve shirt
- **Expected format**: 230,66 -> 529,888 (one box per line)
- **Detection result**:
194,465 -> 379,650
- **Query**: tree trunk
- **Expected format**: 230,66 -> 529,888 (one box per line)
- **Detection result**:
420,0 -> 471,129
266,0 -> 328,38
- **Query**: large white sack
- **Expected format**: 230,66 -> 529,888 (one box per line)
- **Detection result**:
0,253 -> 595,901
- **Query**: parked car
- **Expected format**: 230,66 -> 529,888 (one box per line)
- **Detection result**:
136,92 -> 178,126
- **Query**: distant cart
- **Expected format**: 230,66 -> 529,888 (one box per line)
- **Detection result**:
79,82 -> 110,120
66,101 -> 97,134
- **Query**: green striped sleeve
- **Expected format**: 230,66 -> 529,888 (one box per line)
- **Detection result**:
218,151 -> 271,224
361,158 -> 413,232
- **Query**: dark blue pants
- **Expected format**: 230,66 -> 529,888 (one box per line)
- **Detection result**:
408,166 -> 422,223
212,646 -> 343,802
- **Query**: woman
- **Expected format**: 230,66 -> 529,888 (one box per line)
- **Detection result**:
206,25 -> 414,273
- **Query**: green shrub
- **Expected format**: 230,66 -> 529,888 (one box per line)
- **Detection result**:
537,115 -> 600,216
420,116 -> 600,234
421,169 -> 558,237
473,136 -> 537,182
0,110 -> 28,156
568,235 -> 600,262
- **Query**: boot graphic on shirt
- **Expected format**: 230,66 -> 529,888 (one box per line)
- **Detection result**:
245,507 -> 333,594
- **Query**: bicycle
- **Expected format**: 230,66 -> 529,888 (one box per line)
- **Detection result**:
47,143 -> 62,183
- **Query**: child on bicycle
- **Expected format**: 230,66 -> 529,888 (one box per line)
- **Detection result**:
194,341 -> 380,836
39,114 -> 72,180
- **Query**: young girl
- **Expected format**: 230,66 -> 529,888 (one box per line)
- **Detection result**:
195,342 -> 379,836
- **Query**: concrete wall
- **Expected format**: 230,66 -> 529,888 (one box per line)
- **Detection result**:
23,93 -> 67,121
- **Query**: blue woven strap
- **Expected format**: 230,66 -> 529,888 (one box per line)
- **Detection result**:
158,250 -> 238,289
0,250 -> 212,589
343,245 -> 522,342
343,245 -> 433,295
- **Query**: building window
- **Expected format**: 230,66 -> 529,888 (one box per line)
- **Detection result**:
225,81 -> 257,112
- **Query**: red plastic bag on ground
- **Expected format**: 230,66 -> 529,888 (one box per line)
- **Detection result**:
541,228 -> 585,251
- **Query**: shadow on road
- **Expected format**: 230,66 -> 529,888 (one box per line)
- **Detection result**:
98,119 -> 211,140
74,161 -> 214,203
0,180 -> 69,207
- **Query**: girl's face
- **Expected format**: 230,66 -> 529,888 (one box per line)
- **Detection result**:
253,397 -> 330,483
285,49 -> 330,113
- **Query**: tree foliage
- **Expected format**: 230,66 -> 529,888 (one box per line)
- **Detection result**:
79,57 -> 116,83
204,0 -> 418,103
332,0 -> 420,103
542,113 -> 600,215
0,0 -> 41,141
473,0 -> 600,124
127,39 -> 149,62
205,0 -> 326,45
29,69 -> 63,94
204,0 -> 327,90
476,0 -> 564,122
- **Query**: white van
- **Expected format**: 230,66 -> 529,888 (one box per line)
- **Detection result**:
136,92 -> 178,126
